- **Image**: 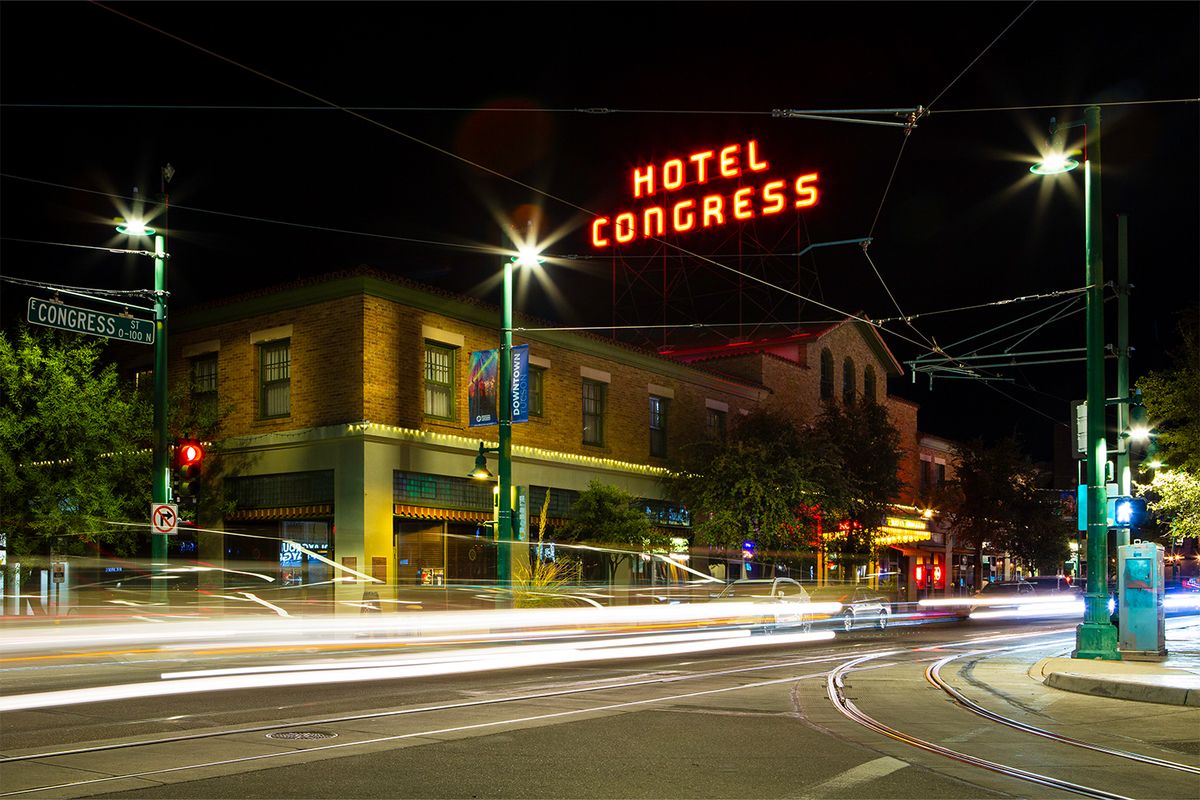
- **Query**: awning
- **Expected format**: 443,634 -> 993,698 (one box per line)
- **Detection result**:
227,504 -> 333,521
393,504 -> 491,522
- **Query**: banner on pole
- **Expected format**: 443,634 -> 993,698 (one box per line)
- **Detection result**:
468,349 -> 498,427
512,344 -> 530,423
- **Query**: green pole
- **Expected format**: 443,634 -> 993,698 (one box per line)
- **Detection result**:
1114,214 -> 1131,549
497,257 -> 513,591
152,233 -> 169,604
1074,105 -> 1118,659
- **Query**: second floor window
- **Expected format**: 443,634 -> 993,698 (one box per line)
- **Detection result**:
863,364 -> 877,404
190,354 -> 218,418
706,408 -> 726,442
820,348 -> 834,401
424,343 -> 456,420
582,379 -> 606,445
843,356 -> 856,405
529,366 -> 545,417
649,395 -> 669,457
259,340 -> 290,418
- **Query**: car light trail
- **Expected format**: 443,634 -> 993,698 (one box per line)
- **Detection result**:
0,628 -> 834,711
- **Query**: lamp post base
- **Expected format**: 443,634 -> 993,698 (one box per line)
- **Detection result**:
1073,621 -> 1120,660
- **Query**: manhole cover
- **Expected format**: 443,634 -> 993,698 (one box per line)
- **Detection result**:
266,730 -> 338,741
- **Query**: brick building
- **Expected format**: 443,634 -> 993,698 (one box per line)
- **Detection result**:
154,268 -> 949,597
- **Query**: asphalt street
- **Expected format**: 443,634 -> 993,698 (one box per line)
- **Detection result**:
3,617 -> 1198,799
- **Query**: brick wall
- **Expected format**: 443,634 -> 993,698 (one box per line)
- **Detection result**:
363,297 -> 763,465
171,295 -> 365,434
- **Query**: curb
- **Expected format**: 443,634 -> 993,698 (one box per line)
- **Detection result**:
1044,671 -> 1200,707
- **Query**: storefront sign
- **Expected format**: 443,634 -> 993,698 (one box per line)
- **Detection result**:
591,139 -> 819,248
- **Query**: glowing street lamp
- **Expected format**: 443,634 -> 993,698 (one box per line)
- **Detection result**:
471,235 -> 545,591
1031,106 -> 1118,660
117,216 -> 170,601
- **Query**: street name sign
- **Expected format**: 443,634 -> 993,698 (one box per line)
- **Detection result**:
28,297 -> 154,345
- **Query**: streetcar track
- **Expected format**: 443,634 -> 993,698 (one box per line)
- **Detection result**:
826,642 -> 1199,800
926,652 -> 1200,775
5,624 -> 1191,798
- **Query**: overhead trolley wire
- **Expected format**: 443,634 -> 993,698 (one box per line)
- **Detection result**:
77,3 -> 936,357
925,1 -> 1037,111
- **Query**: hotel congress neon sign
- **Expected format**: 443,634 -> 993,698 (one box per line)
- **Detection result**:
591,140 -> 818,248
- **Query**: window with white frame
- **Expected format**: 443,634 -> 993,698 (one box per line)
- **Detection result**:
424,342 -> 456,420
529,366 -> 545,417
706,408 -> 726,441
582,379 -> 606,445
190,353 -> 218,418
649,395 -> 669,457
259,340 -> 290,418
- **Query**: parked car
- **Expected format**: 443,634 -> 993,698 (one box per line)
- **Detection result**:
710,577 -> 812,632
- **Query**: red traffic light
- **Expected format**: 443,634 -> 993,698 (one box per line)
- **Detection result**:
178,442 -> 204,466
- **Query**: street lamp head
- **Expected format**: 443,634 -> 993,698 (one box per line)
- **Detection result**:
115,219 -> 157,237
1030,154 -> 1079,175
1128,425 -> 1151,443
511,244 -> 545,269
469,442 -> 496,480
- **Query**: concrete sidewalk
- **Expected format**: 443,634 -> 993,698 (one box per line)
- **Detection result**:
1032,620 -> 1200,707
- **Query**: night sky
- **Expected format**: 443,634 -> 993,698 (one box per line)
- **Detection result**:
2,1 -> 1197,461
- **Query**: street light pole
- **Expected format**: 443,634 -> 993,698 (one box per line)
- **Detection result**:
151,232 -> 169,602
1031,106 -> 1118,659
497,255 -> 514,590
1075,104 -> 1119,660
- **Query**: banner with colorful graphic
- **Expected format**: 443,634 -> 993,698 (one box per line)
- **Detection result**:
468,349 -> 498,427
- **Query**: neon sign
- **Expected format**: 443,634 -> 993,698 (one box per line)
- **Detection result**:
591,139 -> 819,248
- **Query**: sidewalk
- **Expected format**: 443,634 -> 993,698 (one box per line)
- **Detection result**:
1032,619 -> 1200,707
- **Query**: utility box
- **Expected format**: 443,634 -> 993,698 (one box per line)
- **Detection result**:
1117,540 -> 1167,661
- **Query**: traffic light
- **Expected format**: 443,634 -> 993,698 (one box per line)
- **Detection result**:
1108,496 -> 1148,528
174,440 -> 204,512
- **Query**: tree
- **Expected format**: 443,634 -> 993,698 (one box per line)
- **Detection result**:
1134,308 -> 1199,546
807,399 -> 905,556
557,480 -> 667,585
943,437 -> 1071,583
663,408 -> 821,558
1135,470 -> 1200,544
1135,308 -> 1200,474
0,326 -> 151,559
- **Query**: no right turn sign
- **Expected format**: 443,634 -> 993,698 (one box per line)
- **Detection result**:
151,503 -> 179,535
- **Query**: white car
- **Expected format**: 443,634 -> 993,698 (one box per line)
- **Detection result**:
710,577 -> 813,632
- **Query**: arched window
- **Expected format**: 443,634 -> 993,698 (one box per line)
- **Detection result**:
843,357 -> 856,405
863,365 -> 877,404
820,348 -> 834,401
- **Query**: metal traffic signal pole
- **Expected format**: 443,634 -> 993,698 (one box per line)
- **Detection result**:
151,233 -> 169,604
1115,214 -> 1131,550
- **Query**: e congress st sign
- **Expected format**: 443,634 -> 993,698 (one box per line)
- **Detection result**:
27,298 -> 155,345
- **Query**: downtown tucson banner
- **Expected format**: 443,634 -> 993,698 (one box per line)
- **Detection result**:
469,345 -> 529,427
